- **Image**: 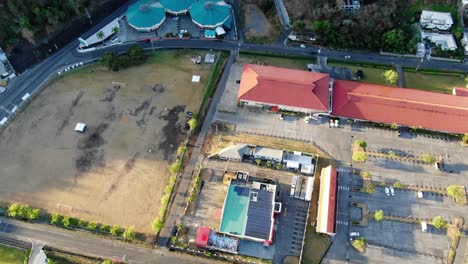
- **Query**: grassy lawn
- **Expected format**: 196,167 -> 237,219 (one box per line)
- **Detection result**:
45,250 -> 101,264
238,54 -> 314,70
404,71 -> 466,94
302,229 -> 332,264
0,245 -> 27,264
328,62 -> 390,85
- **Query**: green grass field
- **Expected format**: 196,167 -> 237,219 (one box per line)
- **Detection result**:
404,71 -> 466,94
328,62 -> 391,86
301,229 -> 332,264
0,245 -> 27,264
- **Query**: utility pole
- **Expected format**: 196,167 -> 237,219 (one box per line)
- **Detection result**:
416,57 -> 423,71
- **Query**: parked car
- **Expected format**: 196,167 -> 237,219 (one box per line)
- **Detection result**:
0,87 -> 5,94
300,44 -> 306,48
385,187 -> 390,196
350,232 -> 360,239
390,187 -> 395,196
345,55 -> 351,59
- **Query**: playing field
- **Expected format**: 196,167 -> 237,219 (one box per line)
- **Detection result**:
0,245 -> 26,264
0,50 -> 213,233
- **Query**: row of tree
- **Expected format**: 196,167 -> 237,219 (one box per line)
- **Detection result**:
100,46 -> 147,71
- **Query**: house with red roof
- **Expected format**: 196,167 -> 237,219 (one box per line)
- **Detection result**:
332,80 -> 468,134
316,165 -> 337,236
238,64 -> 331,113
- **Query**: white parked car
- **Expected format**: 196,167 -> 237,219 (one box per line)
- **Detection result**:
345,55 -> 351,59
0,87 -> 5,94
390,187 -> 395,196
350,232 -> 360,239
385,187 -> 390,196
300,44 -> 306,48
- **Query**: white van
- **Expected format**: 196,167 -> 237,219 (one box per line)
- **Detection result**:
421,221 -> 427,232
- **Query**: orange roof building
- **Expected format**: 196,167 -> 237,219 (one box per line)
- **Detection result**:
238,64 -> 330,113
332,80 -> 468,134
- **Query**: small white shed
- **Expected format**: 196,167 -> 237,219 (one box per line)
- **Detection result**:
74,123 -> 87,133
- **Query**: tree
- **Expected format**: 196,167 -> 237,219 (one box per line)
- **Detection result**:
266,160 -> 272,168
27,208 -> 40,220
102,260 -> 113,264
122,226 -> 136,240
275,163 -> 282,170
389,122 -> 398,130
362,172 -> 371,180
7,203 -> 21,218
112,26 -> 120,35
187,117 -> 198,131
50,214 -> 62,225
383,70 -> 398,85
47,259 -> 56,264
447,185 -> 464,200
87,221 -> 98,230
127,46 -> 147,65
382,29 -> 407,54
100,224 -> 111,232
100,52 -> 117,69
354,140 -> 367,149
431,216 -> 447,229
364,183 -> 375,194
152,218 -> 165,232
61,216 -> 77,227
421,153 -> 436,164
110,225 -> 122,236
97,31 -> 105,40
373,210 -> 384,221
177,145 -> 187,156
168,159 -> 182,174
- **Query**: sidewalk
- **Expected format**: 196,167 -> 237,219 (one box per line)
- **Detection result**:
158,51 -> 235,246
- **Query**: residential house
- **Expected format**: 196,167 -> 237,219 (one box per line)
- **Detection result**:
420,10 -> 453,31
214,143 -> 254,161
253,147 -> 283,162
421,31 -> 458,51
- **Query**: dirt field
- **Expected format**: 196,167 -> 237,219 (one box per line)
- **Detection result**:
243,4 -> 275,38
0,51 -> 213,233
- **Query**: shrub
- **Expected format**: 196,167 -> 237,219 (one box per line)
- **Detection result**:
50,214 -> 62,225
61,216 -> 78,227
447,185 -> 465,200
462,133 -> 468,145
255,159 -> 262,166
352,151 -> 368,162
275,163 -> 282,170
393,182 -> 406,189
373,210 -> 384,221
352,237 -> 367,253
389,123 -> 398,130
266,160 -> 272,168
187,117 -> 198,131
447,248 -> 455,264
362,172 -> 371,180
364,184 -> 375,194
421,153 -> 436,164
168,160 -> 182,174
7,204 -> 40,220
102,260 -> 113,264
27,209 -> 40,220
177,145 -> 188,156
387,151 -> 398,158
431,216 -> 447,229
110,225 -> 122,236
383,69 -> 398,85
122,226 -> 136,241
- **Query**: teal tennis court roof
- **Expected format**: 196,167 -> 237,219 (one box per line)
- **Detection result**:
161,0 -> 194,14
126,0 -> 166,31
190,0 -> 231,28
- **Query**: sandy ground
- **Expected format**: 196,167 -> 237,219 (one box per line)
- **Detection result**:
0,52 -> 212,233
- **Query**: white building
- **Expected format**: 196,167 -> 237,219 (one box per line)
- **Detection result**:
420,10 -> 453,31
421,31 -> 458,51
253,147 -> 283,162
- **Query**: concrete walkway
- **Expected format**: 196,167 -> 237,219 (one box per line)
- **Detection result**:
273,0 -> 291,29
158,51 -> 236,246
396,64 -> 405,88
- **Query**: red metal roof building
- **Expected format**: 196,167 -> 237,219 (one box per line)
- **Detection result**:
238,64 -> 330,113
316,165 -> 337,236
332,80 -> 468,134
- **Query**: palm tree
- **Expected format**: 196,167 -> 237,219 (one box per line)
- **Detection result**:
112,26 -> 120,35
96,31 -> 105,40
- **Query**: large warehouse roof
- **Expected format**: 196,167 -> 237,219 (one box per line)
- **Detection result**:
332,80 -> 468,134
161,0 -> 194,14
126,0 -> 166,31
190,0 -> 231,29
238,64 -> 330,112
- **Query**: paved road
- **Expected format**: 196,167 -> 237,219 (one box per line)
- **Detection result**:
0,217 -> 218,264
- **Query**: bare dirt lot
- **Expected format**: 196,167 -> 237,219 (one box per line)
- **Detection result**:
0,51 -> 213,233
243,4 -> 275,38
